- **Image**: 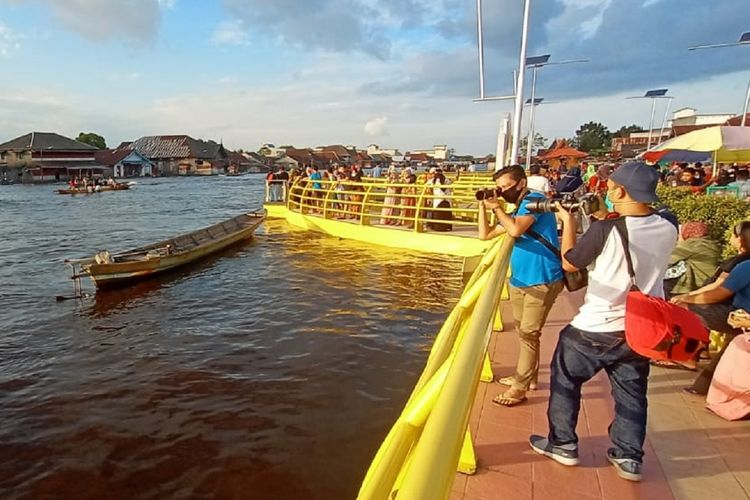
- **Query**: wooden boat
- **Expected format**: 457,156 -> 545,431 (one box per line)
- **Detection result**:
67,212 -> 265,289
57,183 -> 130,195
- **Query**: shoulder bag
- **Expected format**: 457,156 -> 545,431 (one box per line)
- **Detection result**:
613,220 -> 708,361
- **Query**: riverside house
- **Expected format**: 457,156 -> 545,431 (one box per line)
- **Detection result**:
0,131 -> 101,183
128,135 -> 228,176
95,149 -> 154,178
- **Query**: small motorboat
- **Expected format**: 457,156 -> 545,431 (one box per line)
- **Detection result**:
65,212 -> 265,289
57,183 -> 130,195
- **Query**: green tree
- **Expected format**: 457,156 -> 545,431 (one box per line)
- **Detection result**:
613,124 -> 644,138
519,133 -> 548,155
76,132 -> 106,149
574,122 -> 612,152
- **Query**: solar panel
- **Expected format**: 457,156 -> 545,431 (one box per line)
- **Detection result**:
644,89 -> 668,97
525,54 -> 551,66
525,98 -> 544,105
740,32 -> 750,43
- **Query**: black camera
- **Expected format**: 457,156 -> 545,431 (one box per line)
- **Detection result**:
475,187 -> 502,201
526,193 -> 601,214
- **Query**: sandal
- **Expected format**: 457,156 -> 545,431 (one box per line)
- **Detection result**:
496,376 -> 537,391
650,360 -> 697,372
491,390 -> 527,407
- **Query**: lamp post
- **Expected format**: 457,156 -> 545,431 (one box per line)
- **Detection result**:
689,31 -> 750,126
626,89 -> 673,150
523,55 -> 588,169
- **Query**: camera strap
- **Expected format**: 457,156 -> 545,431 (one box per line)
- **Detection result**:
525,228 -> 562,259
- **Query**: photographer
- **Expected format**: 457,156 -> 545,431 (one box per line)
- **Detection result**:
478,165 -> 564,407
528,161 -> 678,482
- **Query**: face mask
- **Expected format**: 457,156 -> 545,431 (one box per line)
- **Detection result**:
500,183 -> 522,204
604,188 -> 618,211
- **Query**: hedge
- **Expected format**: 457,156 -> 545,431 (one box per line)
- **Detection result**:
656,185 -> 750,255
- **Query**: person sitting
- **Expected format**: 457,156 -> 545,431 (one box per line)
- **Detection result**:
671,224 -> 750,395
728,169 -> 750,199
663,222 -> 722,299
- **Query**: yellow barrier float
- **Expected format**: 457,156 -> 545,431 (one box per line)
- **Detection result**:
358,235 -> 515,500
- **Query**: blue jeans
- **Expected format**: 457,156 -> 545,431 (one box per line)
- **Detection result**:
547,325 -> 650,462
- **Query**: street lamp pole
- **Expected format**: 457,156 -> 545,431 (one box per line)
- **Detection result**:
523,55 -> 588,169
627,89 -> 672,151
689,31 -> 750,126
743,79 -> 750,126
525,66 -> 539,169
510,0 -> 532,165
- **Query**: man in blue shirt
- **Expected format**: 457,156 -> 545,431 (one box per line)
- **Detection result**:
479,164 -> 564,406
673,258 -> 750,395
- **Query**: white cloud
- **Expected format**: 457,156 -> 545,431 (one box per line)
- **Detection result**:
2,0 -> 163,43
157,0 -> 177,8
364,117 -> 388,137
211,19 -> 249,46
0,22 -> 22,56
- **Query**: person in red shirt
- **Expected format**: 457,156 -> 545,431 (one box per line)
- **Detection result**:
587,165 -> 610,194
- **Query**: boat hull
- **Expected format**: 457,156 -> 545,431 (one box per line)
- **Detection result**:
264,204 -> 490,257
84,213 -> 264,289
57,185 -> 130,195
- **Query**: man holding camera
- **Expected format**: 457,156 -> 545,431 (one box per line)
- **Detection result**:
478,165 -> 564,407
528,161 -> 678,482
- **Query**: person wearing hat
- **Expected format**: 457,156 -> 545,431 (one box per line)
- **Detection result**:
529,161 -> 678,482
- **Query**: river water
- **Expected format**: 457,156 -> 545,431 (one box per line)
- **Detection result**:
0,176 -> 464,499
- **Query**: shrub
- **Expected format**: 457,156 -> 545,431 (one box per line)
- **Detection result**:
656,186 -> 750,253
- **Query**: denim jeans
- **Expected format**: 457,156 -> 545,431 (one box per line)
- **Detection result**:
547,324 -> 650,462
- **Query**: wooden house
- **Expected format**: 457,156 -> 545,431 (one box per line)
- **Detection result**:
0,131 -> 100,183
95,149 -> 153,177
129,135 -> 228,176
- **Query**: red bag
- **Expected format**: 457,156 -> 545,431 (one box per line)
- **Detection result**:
614,221 -> 709,361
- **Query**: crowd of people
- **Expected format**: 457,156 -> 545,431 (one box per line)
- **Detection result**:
67,175 -> 118,192
267,163 -> 457,230
476,160 -> 750,484
523,159 -> 750,199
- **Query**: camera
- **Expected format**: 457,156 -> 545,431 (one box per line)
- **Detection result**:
475,187 -> 503,201
526,193 -> 601,215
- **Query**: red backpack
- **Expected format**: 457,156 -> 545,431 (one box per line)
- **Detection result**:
614,221 -> 709,361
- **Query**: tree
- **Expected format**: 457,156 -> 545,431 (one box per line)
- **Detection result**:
613,124 -> 644,138
76,132 -> 106,149
519,133 -> 548,155
574,122 -> 612,152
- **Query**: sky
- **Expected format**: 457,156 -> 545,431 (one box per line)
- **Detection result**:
0,0 -> 749,155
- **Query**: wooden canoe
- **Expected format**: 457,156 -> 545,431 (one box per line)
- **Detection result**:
74,212 -> 265,289
57,184 -> 130,195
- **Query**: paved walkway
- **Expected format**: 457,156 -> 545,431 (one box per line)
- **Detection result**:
451,291 -> 750,500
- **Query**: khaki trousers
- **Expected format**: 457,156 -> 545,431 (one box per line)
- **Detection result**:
509,281 -> 564,391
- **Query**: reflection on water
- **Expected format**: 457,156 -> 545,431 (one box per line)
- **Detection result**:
0,177 -> 464,499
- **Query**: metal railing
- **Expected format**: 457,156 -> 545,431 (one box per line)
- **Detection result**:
357,234 -> 515,500
265,177 -> 503,233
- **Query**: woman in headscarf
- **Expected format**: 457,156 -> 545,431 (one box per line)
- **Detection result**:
663,222 -> 722,298
582,163 -> 596,184
553,165 -> 583,194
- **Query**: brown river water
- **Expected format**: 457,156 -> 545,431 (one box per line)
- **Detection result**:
0,176 -> 464,499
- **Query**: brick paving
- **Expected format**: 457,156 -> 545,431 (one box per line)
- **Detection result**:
451,291 -> 750,500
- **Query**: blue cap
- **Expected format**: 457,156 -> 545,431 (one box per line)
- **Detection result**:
609,161 -> 659,203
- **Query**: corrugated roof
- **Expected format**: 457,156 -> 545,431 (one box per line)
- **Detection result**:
0,132 -> 98,151
130,135 -> 225,160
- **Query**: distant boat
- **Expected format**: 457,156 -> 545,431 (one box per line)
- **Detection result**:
57,184 -> 130,195
67,212 -> 265,289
